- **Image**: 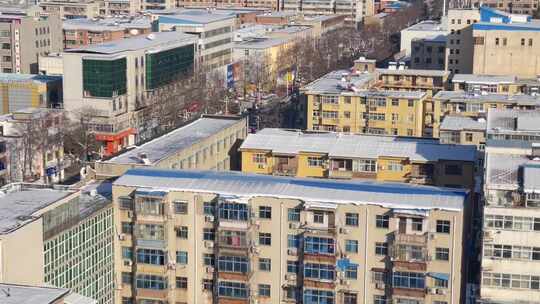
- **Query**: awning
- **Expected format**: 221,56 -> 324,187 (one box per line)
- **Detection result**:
392,208 -> 428,217
428,272 -> 449,281
305,201 -> 338,210
135,188 -> 168,197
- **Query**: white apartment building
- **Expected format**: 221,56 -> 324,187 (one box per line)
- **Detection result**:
281,0 -> 375,26
481,109 -> 540,303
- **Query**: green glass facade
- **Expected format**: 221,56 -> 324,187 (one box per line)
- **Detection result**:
83,58 -> 127,98
146,44 -> 194,90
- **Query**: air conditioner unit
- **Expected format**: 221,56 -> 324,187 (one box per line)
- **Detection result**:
375,283 -> 385,289
118,234 -> 126,241
339,228 -> 349,234
167,262 -> 176,270
257,164 -> 266,169
436,288 -> 447,295
340,279 -> 349,286
285,274 -> 297,281
206,266 -> 214,273
427,288 -> 437,294
252,219 -> 260,226
289,222 -> 301,229
251,247 -> 260,255
123,259 -> 132,267
287,248 -> 298,256
205,215 -> 214,222
205,241 -> 214,249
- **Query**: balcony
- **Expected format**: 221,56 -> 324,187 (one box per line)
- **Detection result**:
273,158 -> 297,176
135,239 -> 166,249
329,169 -> 353,179
135,288 -> 168,299
218,272 -> 249,281
303,278 -> 335,289
392,287 -> 426,298
303,252 -> 337,263
217,231 -> 249,253
391,232 -> 428,245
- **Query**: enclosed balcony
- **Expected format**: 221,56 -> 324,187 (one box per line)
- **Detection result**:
408,164 -> 434,185
217,230 -> 249,254
273,156 -> 297,176
329,158 -> 353,179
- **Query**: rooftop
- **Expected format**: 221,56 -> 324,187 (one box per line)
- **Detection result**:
240,128 -> 476,162
403,20 -> 446,32
0,185 -> 72,234
64,31 -> 197,55
0,283 -> 69,304
114,168 -> 468,211
487,109 -> 540,133
256,11 -> 296,18
343,89 -> 427,99
105,116 -> 243,165
376,68 -> 449,77
440,115 -> 486,131
451,74 -> 517,84
0,73 -> 61,84
473,21 -> 540,31
413,34 -> 447,43
155,9 -> 235,25
302,70 -> 374,94
433,91 -> 540,105
234,37 -> 291,49
63,16 -> 151,32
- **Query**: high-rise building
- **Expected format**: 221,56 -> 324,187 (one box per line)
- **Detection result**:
113,167 -> 470,304
400,20 -> 448,56
446,8 -> 481,74
410,35 -> 447,70
281,0 -> 375,26
240,128 -> 477,189
62,32 -> 198,155
480,109 -> 540,303
0,182 -> 114,304
0,8 -> 63,74
39,0 -> 102,20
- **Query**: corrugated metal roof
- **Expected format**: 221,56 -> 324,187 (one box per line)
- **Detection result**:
440,116 -> 486,131
240,129 -> 477,162
301,70 -> 374,94
376,68 -> 449,77
114,168 -> 467,211
451,74 -> 517,84
434,91 -> 540,105
487,109 -> 540,133
0,284 -> 69,304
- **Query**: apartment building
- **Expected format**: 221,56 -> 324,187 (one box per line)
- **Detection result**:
0,73 -> 62,114
95,115 -> 248,179
451,74 -> 520,94
0,108 -> 64,184
240,128 -> 476,189
400,20 -> 447,56
410,35 -> 447,70
113,167 -> 469,304
472,0 -> 540,15
0,182 -> 114,304
40,0 -> 102,20
102,0 -> 141,15
281,0 -> 375,26
446,8 -> 480,74
63,31 -> 197,156
0,9 -> 63,74
63,17 -> 152,49
155,10 -> 235,71
439,115 -> 486,158
480,109 -> 540,303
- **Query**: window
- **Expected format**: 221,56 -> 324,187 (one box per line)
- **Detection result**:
176,251 -> 188,264
495,38 -> 500,45
219,202 -> 249,221
176,226 -> 188,239
176,277 -> 187,289
122,297 -> 133,304
259,284 -> 270,297
259,206 -> 272,219
308,157 -> 324,167
286,287 -> 298,300
345,264 -> 358,279
304,263 -> 335,280
344,111 -> 351,118
444,164 -> 462,175
136,274 -> 167,290
303,289 -> 334,304
411,218 -> 423,231
465,133 -> 473,142
522,38 -> 526,46
121,222 -> 133,234
252,153 -> 266,164
436,248 -> 450,261
218,281 -> 248,299
122,247 -> 133,259
119,196 -> 133,209
137,249 -> 165,265
344,96 -> 351,104
393,272 -> 425,289
345,213 -> 359,226
174,201 -> 188,214
346,240 -> 358,253
304,236 -> 334,255
122,272 -> 132,284
374,295 -> 388,304
288,208 -> 301,221
343,293 -> 357,304
288,234 -> 300,248
529,38 -> 533,46
204,202 -> 215,215
218,255 -> 249,273
203,279 -> 213,291
437,220 -> 451,233
376,215 -> 389,228
287,260 -> 299,273
375,242 -> 388,255
387,161 -> 403,172
203,253 -> 214,266
259,233 -> 271,245
259,258 -> 271,271
434,277 -> 449,288
313,211 -> 325,223
203,228 -> 215,241
482,272 -> 540,290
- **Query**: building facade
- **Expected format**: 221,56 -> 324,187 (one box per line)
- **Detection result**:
113,167 -> 469,304
472,0 -> 540,15
446,8 -> 480,74
63,32 -> 198,155
95,115 -> 248,179
40,0 -> 102,20
0,182 -> 114,304
439,115 -> 486,159
480,109 -> 540,303
240,128 -> 476,189
0,73 -> 62,114
0,10 -> 63,74
400,20 -> 447,56
410,36 -> 447,70
450,74 -> 520,94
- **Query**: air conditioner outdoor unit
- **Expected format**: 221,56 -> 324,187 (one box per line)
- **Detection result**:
206,266 -> 214,273
127,211 -> 133,218
287,248 -> 298,256
205,241 -> 214,249
118,234 -> 126,241
340,279 -> 349,286
123,259 -> 132,266
427,288 -> 437,294
436,288 -> 447,295
340,228 -> 349,234
375,283 -> 385,289
285,274 -> 297,281
289,222 -> 300,229
205,215 -> 214,222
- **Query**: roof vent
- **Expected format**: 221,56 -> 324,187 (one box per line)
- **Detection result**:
139,153 -> 151,165
146,33 -> 156,40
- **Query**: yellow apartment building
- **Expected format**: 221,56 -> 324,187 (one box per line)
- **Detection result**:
239,128 -> 476,190
303,70 -> 428,136
439,115 -> 486,162
113,167 -> 470,304
450,74 -> 521,94
0,73 -> 63,114
95,115 -> 248,179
